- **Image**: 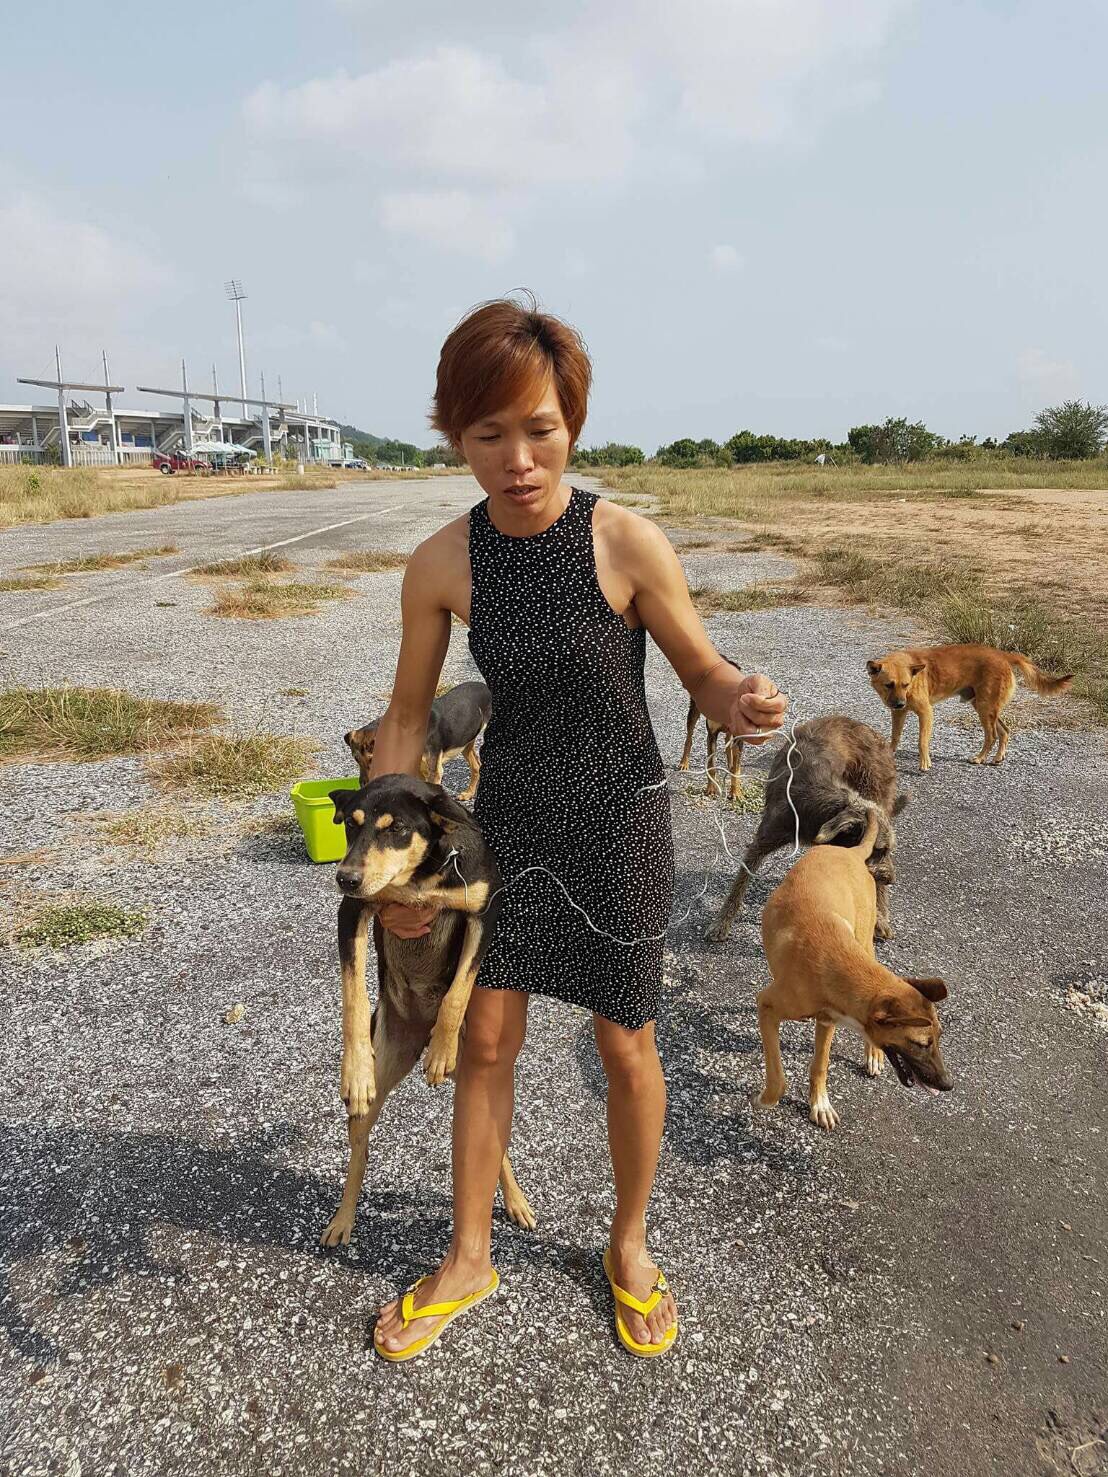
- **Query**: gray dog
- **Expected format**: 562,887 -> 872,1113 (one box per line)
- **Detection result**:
705,715 -> 908,943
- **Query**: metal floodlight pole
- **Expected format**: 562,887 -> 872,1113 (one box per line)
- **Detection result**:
259,370 -> 272,464
103,350 -> 119,464
225,279 -> 248,416
181,359 -> 194,451
57,346 -> 71,468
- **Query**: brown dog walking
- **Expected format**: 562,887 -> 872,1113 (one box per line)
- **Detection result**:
867,642 -> 1072,770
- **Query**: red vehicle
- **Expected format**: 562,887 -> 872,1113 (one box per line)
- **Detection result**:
153,451 -> 208,475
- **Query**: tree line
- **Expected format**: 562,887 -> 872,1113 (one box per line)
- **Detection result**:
569,400 -> 1108,468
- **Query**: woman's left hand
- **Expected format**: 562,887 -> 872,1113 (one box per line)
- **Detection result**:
728,673 -> 788,742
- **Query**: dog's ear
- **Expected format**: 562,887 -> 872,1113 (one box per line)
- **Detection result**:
329,788 -> 359,824
429,790 -> 472,835
909,663 -> 926,677
905,976 -> 947,1003
871,995 -> 930,1028
866,659 -> 883,676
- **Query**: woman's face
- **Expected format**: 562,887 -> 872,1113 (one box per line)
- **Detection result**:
458,376 -> 572,517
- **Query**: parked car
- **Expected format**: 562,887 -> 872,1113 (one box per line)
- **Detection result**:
340,457 -> 368,470
153,451 -> 207,475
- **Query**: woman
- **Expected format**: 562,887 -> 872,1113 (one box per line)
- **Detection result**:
367,296 -> 787,1360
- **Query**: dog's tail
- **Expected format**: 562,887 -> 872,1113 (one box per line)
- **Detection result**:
1006,652 -> 1073,695
813,795 -> 883,857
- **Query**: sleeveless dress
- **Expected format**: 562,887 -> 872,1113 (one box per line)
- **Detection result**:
467,487 -> 675,1030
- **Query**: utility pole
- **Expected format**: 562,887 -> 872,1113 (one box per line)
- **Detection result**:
103,350 -> 119,464
57,347 -> 70,467
259,370 -> 272,465
225,280 -> 248,414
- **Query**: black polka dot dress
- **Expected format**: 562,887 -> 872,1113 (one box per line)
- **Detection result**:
467,487 -> 675,1030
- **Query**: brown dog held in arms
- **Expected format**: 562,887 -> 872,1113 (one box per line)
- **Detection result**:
344,679 -> 492,801
706,716 -> 907,945
319,773 -> 534,1247
867,643 -> 1072,772
677,654 -> 745,799
757,806 -> 953,1130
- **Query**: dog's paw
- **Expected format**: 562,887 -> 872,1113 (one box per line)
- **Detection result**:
809,1093 -> 840,1131
503,1187 -> 538,1231
756,1082 -> 786,1110
676,759 -> 689,772
423,1032 -> 458,1087
919,756 -> 932,772
341,1047 -> 376,1117
319,1208 -> 356,1248
704,919 -> 731,945
864,1044 -> 886,1077
873,917 -> 895,942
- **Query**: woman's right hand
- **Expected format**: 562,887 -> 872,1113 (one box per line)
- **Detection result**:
378,901 -> 440,938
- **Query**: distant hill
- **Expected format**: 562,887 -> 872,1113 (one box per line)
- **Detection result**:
338,424 -> 385,449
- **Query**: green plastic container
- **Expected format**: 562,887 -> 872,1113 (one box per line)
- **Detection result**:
291,776 -> 361,863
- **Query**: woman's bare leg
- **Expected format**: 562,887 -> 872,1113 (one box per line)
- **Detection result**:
373,987 -> 528,1354
594,1016 -> 678,1347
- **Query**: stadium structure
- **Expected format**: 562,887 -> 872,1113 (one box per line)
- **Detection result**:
0,350 -> 345,468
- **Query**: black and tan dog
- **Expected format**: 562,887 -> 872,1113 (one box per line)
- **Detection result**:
319,773 -> 534,1247
677,655 -> 745,800
344,680 -> 492,801
867,643 -> 1072,772
757,807 -> 953,1131
706,716 -> 908,945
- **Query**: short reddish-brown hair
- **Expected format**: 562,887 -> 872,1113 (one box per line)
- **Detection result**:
431,293 -> 592,448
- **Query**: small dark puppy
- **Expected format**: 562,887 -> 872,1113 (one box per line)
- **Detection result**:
319,773 -> 534,1247
677,655 -> 745,799
344,679 -> 492,801
706,715 -> 908,945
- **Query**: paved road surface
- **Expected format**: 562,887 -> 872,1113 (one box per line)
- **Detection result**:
1,476 -> 1105,1476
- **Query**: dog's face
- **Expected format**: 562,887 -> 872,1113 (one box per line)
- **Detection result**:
343,722 -> 379,775
330,777 -> 461,899
865,977 -> 953,1092
867,655 -> 925,710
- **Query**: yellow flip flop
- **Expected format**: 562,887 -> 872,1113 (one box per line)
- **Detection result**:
373,1270 -> 500,1363
602,1249 -> 678,1358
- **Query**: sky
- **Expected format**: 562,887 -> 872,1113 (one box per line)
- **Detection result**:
2,1 -> 1106,451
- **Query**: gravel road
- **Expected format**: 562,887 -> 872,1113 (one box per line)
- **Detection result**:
1,475 -> 1105,1477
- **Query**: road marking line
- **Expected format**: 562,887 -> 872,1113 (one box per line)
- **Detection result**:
1,502 -> 412,632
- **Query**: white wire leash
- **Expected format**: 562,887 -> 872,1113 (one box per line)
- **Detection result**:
440,710 -> 806,950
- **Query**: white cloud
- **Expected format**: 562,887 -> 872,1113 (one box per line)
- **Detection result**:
710,244 -> 743,272
1016,347 -> 1080,403
241,3 -> 911,260
243,47 -> 638,187
380,190 -> 516,263
0,196 -> 171,354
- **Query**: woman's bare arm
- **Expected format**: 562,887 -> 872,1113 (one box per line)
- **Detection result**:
616,514 -> 787,739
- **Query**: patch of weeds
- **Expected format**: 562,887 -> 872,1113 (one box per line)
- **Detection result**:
0,685 -> 220,762
195,550 -> 294,576
279,687 -> 308,697
151,733 -> 319,797
325,550 -> 408,573
95,806 -> 218,854
207,579 -> 353,619
0,575 -> 61,592
15,898 -> 147,949
23,544 -> 178,574
691,585 -> 803,614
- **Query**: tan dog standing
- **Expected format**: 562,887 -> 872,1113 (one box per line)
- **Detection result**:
867,643 -> 1072,772
757,808 -> 952,1130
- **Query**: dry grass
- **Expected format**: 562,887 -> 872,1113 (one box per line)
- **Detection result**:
207,579 -> 354,619
325,549 -> 409,573
0,463 -> 380,529
94,805 -> 219,854
195,550 -> 294,576
151,732 -> 319,797
21,543 -> 177,574
0,575 -> 61,592
601,458 -> 1108,516
690,584 -> 806,614
11,896 -> 147,950
279,687 -> 308,697
0,685 -> 221,763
